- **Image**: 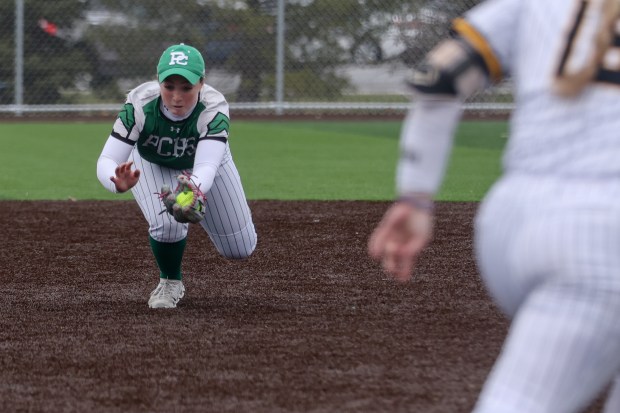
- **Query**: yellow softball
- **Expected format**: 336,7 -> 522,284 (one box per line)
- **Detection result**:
176,190 -> 194,207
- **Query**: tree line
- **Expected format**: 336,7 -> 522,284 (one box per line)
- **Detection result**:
0,0 -> 478,105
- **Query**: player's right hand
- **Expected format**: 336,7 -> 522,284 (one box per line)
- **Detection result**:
368,201 -> 434,282
111,161 -> 140,193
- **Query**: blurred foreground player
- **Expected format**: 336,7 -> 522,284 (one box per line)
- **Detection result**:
369,0 -> 620,411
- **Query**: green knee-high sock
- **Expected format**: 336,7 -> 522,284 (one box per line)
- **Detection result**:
149,236 -> 187,280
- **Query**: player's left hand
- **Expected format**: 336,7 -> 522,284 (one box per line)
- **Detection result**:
111,161 -> 140,193
159,174 -> 206,224
368,201 -> 434,282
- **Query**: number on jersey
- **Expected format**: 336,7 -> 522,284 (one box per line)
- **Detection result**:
555,0 -> 620,96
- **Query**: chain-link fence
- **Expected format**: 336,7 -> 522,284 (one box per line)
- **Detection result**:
0,0 -> 513,118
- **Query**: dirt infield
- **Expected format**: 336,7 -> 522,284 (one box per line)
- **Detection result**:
0,200 -> 605,412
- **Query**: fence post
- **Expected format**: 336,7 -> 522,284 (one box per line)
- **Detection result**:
275,0 -> 285,116
14,0 -> 24,116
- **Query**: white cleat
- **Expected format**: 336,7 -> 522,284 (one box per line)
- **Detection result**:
148,279 -> 185,309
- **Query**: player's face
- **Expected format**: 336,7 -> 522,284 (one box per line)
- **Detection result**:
160,75 -> 202,117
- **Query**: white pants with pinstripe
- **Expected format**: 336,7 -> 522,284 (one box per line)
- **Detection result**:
473,173 -> 620,413
128,147 -> 257,260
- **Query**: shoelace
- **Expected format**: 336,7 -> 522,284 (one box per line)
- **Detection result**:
150,280 -> 165,296
158,280 -> 182,299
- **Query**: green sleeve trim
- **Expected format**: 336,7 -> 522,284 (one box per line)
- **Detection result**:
207,112 -> 230,136
118,103 -> 136,132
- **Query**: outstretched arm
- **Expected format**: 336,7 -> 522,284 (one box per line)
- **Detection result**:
368,29 -> 498,280
191,139 -> 227,194
368,95 -> 463,281
96,135 -> 137,193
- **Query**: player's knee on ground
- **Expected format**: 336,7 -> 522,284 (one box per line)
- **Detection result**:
211,222 -> 257,260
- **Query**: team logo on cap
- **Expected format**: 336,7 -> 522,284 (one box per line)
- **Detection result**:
168,51 -> 189,66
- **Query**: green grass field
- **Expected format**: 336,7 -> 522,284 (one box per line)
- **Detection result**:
0,120 -> 507,201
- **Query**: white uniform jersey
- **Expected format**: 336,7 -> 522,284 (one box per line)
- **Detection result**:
96,81 -> 256,259
464,0 -> 620,177
455,1 -> 620,412
110,80 -> 232,171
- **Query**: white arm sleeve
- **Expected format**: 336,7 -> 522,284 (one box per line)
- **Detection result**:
396,95 -> 464,196
96,136 -> 134,193
191,139 -> 227,194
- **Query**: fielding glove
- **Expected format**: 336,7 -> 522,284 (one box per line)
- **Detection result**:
158,174 -> 206,224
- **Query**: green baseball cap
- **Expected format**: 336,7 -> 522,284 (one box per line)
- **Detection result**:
157,43 -> 205,85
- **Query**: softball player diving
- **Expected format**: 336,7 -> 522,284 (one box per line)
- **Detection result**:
369,0 -> 620,411
96,43 -> 257,309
